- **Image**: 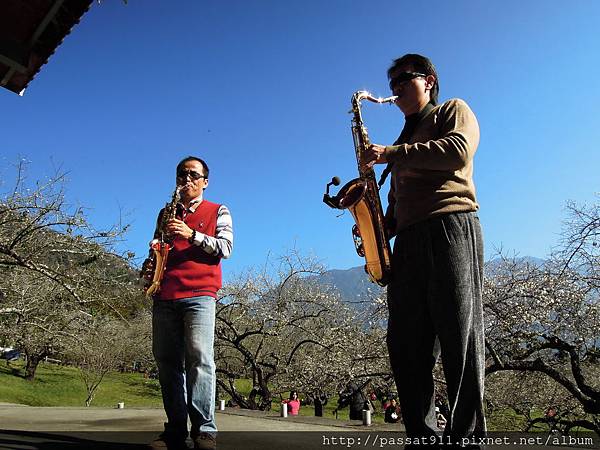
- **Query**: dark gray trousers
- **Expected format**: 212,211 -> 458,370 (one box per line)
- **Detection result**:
387,212 -> 486,446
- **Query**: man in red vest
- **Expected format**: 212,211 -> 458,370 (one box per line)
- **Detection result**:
150,156 -> 233,450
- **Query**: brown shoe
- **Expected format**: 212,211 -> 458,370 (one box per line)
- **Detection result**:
149,434 -> 189,450
193,432 -> 216,450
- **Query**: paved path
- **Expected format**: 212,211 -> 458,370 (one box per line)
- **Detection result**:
0,404 -> 596,450
0,404 -> 390,449
0,402 -> 400,432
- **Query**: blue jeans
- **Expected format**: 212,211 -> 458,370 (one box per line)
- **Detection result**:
153,296 -> 217,438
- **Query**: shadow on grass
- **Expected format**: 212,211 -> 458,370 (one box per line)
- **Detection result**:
0,364 -> 25,378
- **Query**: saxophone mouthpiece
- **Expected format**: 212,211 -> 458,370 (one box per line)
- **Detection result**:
378,95 -> 398,104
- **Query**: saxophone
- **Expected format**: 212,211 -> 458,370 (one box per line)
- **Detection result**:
323,91 -> 396,286
141,186 -> 182,297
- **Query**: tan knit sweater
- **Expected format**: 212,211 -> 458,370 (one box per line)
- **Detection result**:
384,98 -> 480,233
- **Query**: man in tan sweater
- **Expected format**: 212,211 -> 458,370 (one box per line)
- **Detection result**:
364,54 -> 486,448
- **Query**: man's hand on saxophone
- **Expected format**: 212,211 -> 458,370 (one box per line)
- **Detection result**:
361,143 -> 388,169
165,218 -> 194,241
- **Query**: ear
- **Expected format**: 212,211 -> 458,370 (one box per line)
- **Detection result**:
202,178 -> 209,190
424,74 -> 436,90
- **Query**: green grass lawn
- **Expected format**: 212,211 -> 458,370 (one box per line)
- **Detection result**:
0,361 -> 534,430
0,360 -> 388,424
486,408 -> 528,431
0,360 -> 163,407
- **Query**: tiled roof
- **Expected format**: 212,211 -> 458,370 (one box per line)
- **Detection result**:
0,0 -> 93,95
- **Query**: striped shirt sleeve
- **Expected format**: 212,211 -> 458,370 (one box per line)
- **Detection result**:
192,204 -> 233,259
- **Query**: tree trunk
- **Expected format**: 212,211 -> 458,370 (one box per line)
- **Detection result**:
254,382 -> 272,411
24,354 -> 42,381
85,391 -> 95,407
259,393 -> 272,411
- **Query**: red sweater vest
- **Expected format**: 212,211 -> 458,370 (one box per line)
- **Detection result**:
158,200 -> 222,300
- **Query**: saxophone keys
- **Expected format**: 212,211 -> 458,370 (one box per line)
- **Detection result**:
352,224 -> 365,257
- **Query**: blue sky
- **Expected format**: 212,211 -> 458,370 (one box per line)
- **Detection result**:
2,0 -> 599,280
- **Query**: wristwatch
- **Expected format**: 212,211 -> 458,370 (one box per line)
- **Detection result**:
188,230 -> 197,244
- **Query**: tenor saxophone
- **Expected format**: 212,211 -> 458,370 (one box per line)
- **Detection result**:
141,186 -> 181,297
323,91 -> 396,286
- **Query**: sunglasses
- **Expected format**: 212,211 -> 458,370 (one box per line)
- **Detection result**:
389,72 -> 427,89
177,169 -> 206,181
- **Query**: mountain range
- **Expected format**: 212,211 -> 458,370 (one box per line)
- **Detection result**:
320,256 -> 545,305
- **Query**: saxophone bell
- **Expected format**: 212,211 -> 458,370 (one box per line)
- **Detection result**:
323,177 -> 367,210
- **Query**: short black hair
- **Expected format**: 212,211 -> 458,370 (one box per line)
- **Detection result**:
388,54 -> 439,105
176,156 -> 209,178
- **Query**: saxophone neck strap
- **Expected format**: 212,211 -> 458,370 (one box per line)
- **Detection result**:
378,163 -> 393,189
